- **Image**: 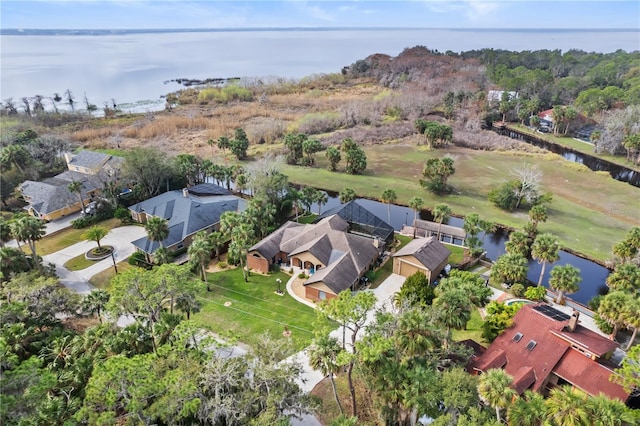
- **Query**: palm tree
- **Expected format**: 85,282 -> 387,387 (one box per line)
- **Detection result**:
145,216 -> 169,249
82,225 -> 108,250
597,291 -> 629,341
11,215 -> 46,273
235,173 -> 248,195
229,222 -> 253,282
621,296 -> 640,350
528,204 -> 548,236
407,196 -> 423,237
67,180 -> 86,213
490,252 -> 528,286
546,386 -> 589,426
315,191 -> 328,215
433,289 -> 471,349
549,264 -> 581,304
0,246 -> 30,278
174,292 -> 201,320
432,203 -> 451,241
208,231 -> 225,261
339,187 -> 357,204
505,231 -> 532,258
188,231 -> 213,291
408,196 -> 424,227
606,263 -> 640,293
153,247 -> 171,265
0,217 -> 11,247
586,393 -> 637,425
308,335 -> 344,415
81,290 -> 110,323
507,390 -> 547,426
380,188 -> 397,224
531,233 -> 560,287
477,368 -> 516,423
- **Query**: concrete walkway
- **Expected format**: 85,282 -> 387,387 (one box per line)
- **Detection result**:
289,273 -> 406,401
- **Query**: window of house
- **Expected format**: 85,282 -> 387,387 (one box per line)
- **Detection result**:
318,291 -> 326,300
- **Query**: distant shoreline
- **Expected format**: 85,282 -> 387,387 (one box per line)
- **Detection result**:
2,27 -> 639,36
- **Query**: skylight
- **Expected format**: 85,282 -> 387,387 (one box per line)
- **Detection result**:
526,340 -> 537,351
513,332 -> 523,343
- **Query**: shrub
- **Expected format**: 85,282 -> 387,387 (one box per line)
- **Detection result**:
71,215 -> 96,229
297,112 -> 343,135
218,261 -> 228,269
128,251 -> 147,266
524,286 -> 547,301
510,283 -> 525,297
114,207 -> 131,222
298,272 -> 308,279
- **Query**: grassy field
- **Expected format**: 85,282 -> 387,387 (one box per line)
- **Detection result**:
192,268 -> 318,351
445,243 -> 465,265
280,142 -> 640,262
510,124 -> 640,171
368,234 -> 413,288
88,261 -> 134,291
32,218 -> 122,256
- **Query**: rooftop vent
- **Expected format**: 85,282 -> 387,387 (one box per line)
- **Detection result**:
513,332 -> 523,343
526,340 -> 537,351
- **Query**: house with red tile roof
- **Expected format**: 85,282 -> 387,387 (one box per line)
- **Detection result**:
469,303 -> 630,403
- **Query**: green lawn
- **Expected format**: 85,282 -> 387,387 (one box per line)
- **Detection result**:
369,234 -> 413,288
452,308 -> 486,345
192,268 -> 318,351
89,261 -> 133,291
280,142 -> 640,263
64,253 -> 96,271
34,218 -> 122,256
444,243 -> 465,265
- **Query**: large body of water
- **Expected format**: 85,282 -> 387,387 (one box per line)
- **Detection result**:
2,28 -> 639,111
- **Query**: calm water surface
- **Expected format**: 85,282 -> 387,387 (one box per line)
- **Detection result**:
2,29 -> 639,110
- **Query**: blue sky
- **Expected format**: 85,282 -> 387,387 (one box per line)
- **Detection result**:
1,1 -> 639,30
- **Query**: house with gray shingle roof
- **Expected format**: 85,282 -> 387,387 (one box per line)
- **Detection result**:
316,199 -> 394,248
392,236 -> 450,282
247,215 -> 379,302
19,151 -> 124,221
129,183 -> 247,258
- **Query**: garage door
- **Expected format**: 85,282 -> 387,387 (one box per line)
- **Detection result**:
398,260 -> 425,278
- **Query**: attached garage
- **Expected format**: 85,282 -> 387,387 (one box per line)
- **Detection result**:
392,236 -> 451,283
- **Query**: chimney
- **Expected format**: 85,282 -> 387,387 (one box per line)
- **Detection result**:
182,188 -> 189,198
567,310 -> 580,332
64,152 -> 73,164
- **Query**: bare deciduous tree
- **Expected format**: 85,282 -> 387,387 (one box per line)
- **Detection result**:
511,163 -> 542,209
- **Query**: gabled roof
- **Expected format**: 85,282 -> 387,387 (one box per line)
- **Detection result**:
393,236 -> 451,271
19,171 -> 101,215
250,214 -> 378,294
130,189 -> 245,253
317,199 -> 394,242
413,219 -> 466,239
553,349 -> 628,402
68,150 -> 124,171
249,221 -> 304,259
304,251 -> 360,294
470,304 -> 629,401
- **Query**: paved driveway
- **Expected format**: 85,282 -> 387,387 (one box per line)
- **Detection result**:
42,225 -> 147,294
